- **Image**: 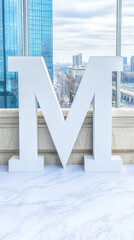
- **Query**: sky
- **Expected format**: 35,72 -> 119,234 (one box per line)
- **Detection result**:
53,0 -> 134,63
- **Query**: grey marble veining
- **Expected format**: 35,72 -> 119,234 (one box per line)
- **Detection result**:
0,165 -> 134,239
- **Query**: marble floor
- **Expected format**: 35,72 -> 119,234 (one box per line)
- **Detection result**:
0,165 -> 134,240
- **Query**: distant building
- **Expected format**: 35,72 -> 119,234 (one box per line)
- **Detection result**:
67,65 -> 85,81
73,53 -> 82,66
123,57 -> 127,65
67,64 -> 86,104
61,66 -> 67,75
121,72 -> 134,84
131,56 -> 134,72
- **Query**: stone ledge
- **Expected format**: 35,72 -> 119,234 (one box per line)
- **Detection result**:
0,108 -> 134,165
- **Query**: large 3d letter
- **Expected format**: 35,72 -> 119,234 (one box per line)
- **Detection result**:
8,57 -> 123,172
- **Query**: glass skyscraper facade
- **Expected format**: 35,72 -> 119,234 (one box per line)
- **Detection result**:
0,0 -> 53,108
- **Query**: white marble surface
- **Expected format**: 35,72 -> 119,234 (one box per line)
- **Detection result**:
0,165 -> 134,239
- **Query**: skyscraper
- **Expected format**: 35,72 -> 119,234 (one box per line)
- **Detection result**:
73,53 -> 82,67
123,57 -> 127,65
131,56 -> 134,72
0,0 -> 53,108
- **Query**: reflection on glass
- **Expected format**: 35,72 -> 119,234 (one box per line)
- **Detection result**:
0,0 -> 53,108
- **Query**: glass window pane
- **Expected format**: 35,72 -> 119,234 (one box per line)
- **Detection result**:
121,0 -> 134,107
0,0 -> 53,108
53,0 -> 117,107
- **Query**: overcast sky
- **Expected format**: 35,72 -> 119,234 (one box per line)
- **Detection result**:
53,0 -> 134,63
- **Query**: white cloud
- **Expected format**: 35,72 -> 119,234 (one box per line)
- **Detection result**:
53,0 -> 134,63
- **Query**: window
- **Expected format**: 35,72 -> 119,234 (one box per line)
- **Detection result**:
53,0 -> 117,107
121,0 -> 134,107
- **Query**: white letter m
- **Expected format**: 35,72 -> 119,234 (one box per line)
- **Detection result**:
8,57 -> 123,172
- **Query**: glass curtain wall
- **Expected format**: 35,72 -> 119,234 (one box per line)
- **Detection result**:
0,1 -> 4,100
29,0 -> 53,81
0,0 -> 19,108
0,0 -> 53,108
